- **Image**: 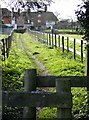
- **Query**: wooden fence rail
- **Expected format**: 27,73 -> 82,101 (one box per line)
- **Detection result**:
29,30 -> 86,63
0,30 -> 14,61
3,69 -> 89,119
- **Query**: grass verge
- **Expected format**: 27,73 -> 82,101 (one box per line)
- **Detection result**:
22,32 -> 88,119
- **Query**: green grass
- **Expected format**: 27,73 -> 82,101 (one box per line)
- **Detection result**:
2,33 -> 37,119
2,33 -> 36,91
22,32 -> 88,119
0,34 -> 8,39
44,29 -> 77,33
2,32 -> 88,119
60,34 -> 83,40
31,31 -> 86,59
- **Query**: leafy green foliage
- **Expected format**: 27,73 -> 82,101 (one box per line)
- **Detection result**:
72,88 -> 88,119
75,1 -> 89,41
38,107 -> 57,118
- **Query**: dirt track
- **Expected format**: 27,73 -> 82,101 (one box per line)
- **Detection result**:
19,33 -> 48,76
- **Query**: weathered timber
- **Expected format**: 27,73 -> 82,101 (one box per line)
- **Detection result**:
62,36 -> 64,52
2,91 -> 71,108
37,76 -> 88,87
74,38 -> 76,60
56,79 -> 72,119
23,69 -> 37,119
67,37 -> 69,52
81,40 -> 83,62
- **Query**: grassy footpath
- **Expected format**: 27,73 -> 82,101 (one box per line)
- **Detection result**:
22,32 -> 88,119
2,32 -> 88,119
2,33 -> 37,91
2,33 -> 37,119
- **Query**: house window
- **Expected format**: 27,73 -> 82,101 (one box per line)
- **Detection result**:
38,20 -> 41,23
38,14 -> 41,17
31,21 -> 34,25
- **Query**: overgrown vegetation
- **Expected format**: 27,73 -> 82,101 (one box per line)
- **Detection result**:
2,32 -> 88,119
22,32 -> 88,119
2,33 -> 36,119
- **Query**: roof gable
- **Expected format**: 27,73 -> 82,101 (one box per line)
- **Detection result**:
1,8 -> 11,17
22,11 -> 58,21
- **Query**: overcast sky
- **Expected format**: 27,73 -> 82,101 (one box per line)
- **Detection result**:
0,0 -> 83,21
48,0 -> 83,21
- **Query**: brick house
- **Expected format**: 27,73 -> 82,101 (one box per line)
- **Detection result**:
22,11 -> 58,30
2,8 -> 12,25
1,8 -> 58,30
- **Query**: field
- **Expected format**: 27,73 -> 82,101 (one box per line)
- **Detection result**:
0,34 -> 8,39
2,32 -> 88,119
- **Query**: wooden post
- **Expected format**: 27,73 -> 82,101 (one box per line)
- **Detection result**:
52,33 -> 54,47
74,38 -> 76,60
43,32 -> 44,43
81,40 -> 83,63
58,35 -> 60,47
23,69 -> 37,119
49,34 -> 51,45
67,37 -> 69,52
62,36 -> 64,52
47,33 -> 48,45
56,79 -> 72,119
2,39 -> 5,61
54,34 -> 57,47
85,42 -> 89,116
5,38 -> 9,58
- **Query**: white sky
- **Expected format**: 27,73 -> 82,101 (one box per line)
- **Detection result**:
0,0 -> 83,21
48,0 -> 83,21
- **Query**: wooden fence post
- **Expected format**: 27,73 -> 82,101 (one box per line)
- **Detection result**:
67,37 -> 69,52
43,32 -> 44,43
49,33 -> 51,45
23,69 -> 37,119
54,34 -> 57,47
47,33 -> 48,45
81,40 -> 83,63
62,36 -> 64,52
5,38 -> 9,58
52,33 -> 54,47
85,43 -> 89,115
58,35 -> 60,47
74,38 -> 76,60
56,79 -> 72,119
1,39 -> 5,61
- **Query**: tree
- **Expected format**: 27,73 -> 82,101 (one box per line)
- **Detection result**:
75,0 -> 89,41
75,0 -> 89,75
1,0 -> 53,12
75,1 -> 89,117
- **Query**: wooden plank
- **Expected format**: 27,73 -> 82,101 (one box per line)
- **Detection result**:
37,76 -> 88,87
3,92 -> 71,108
